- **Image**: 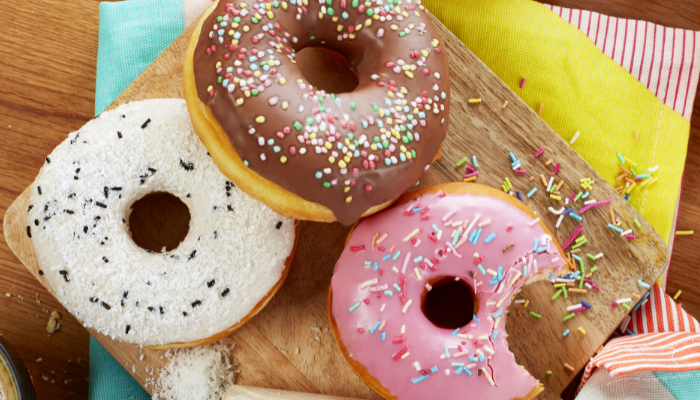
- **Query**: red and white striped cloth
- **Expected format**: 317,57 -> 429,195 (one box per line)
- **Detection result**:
577,284 -> 700,393
630,282 -> 700,334
585,333 -> 700,377
544,4 -> 700,121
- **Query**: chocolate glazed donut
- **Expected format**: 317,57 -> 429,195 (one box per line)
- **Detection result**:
191,0 -> 450,225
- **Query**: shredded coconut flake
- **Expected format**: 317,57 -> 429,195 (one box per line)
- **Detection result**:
152,341 -> 235,400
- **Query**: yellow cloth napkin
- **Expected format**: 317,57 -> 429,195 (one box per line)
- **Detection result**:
423,0 -> 691,246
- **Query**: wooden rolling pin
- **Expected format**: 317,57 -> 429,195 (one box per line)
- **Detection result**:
224,385 -> 364,400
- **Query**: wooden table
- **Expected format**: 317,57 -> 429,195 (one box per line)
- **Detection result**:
0,1 -> 698,399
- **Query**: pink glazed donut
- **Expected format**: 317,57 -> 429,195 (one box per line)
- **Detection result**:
329,183 -> 567,400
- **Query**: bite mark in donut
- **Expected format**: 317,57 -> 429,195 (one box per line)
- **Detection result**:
329,183 -> 566,400
189,0 -> 450,224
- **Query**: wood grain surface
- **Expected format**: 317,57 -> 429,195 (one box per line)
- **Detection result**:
0,1 -> 697,400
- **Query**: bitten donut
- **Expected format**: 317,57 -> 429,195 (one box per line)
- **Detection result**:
27,99 -> 297,348
184,0 -> 450,225
329,183 -> 567,400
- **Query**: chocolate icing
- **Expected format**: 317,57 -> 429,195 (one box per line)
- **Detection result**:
193,0 -> 450,225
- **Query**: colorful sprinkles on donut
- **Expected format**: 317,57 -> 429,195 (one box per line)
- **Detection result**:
192,0 -> 450,224
330,186 -> 566,399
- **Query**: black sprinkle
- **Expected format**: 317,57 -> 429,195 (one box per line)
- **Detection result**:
44,204 -> 49,211
111,187 -> 122,191
146,281 -> 151,286
213,230 -> 218,239
64,209 -> 74,214
221,288 -> 230,297
187,250 -> 197,260
63,274 -> 70,283
121,115 -> 126,118
104,186 -> 109,198
94,216 -> 101,221
34,219 -> 39,226
183,312 -> 188,317
38,270 -> 44,276
26,226 -> 31,238
83,226 -> 88,234
28,205 -> 33,212
227,204 -> 233,212
43,216 -> 51,222
95,201 -> 107,208
123,291 -> 129,299
101,301 -> 111,310
213,206 -> 218,210
45,157 -> 51,163
141,118 -> 151,129
125,325 -> 131,334
139,168 -> 157,184
89,297 -> 99,303
159,306 -> 165,314
122,218 -> 126,224
186,193 -> 191,198
68,193 -> 76,199
117,131 -> 122,139
135,301 -> 139,307
191,300 -> 202,308
179,160 -> 194,171
74,176 -> 79,180
148,306 -> 155,312
225,181 -> 235,197
59,270 -> 68,275
37,186 -> 42,195
75,168 -> 81,173
276,221 -> 283,229
102,257 -> 109,263
70,132 -> 80,145
207,279 -> 216,288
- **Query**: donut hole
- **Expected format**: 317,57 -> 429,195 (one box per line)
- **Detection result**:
128,192 -> 191,252
295,47 -> 359,94
422,276 -> 478,329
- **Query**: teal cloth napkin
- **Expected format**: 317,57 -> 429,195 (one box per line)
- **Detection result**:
95,0 -> 184,115
92,0 -> 187,398
89,337 -> 149,400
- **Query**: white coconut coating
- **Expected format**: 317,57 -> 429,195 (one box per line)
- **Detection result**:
28,99 -> 295,346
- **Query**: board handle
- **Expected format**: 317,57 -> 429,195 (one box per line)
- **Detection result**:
224,385 -> 365,400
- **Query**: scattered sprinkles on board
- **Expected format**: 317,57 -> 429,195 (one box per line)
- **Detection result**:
441,102 -> 662,381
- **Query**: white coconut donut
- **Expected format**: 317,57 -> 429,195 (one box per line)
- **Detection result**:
27,99 -> 296,347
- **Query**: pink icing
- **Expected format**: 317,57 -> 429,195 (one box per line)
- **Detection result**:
331,191 -> 566,400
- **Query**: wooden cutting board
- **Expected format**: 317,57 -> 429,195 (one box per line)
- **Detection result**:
3,12 -> 668,400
